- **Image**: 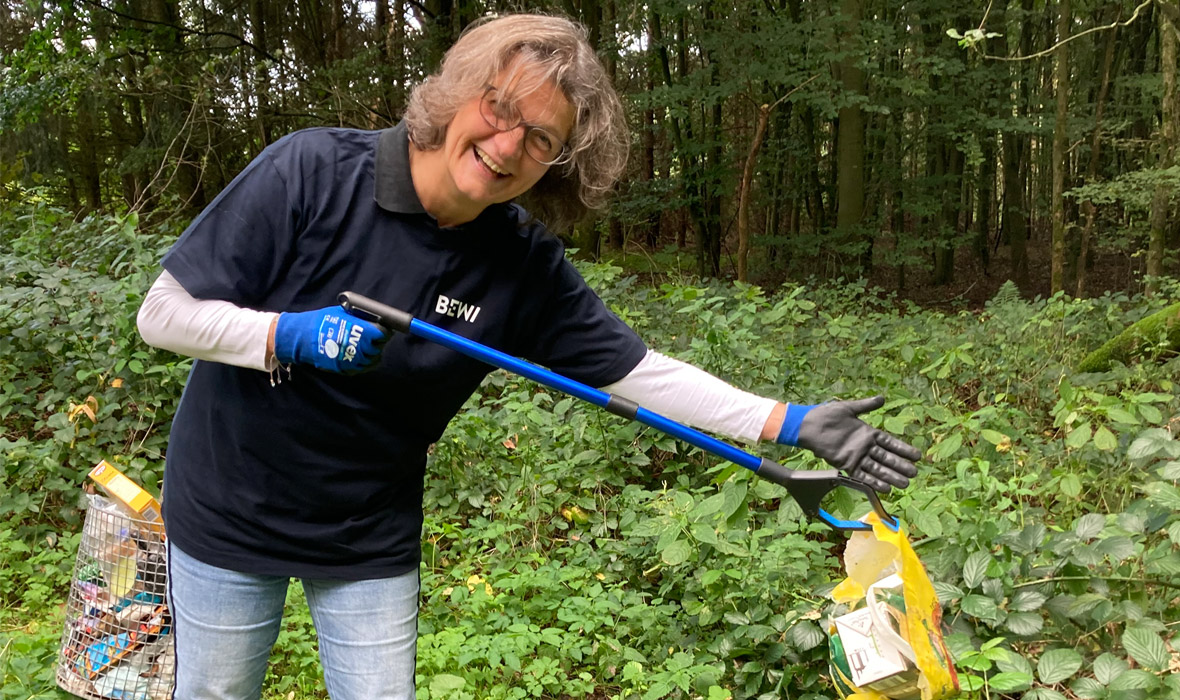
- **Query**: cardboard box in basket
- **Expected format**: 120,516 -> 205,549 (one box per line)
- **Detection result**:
88,460 -> 164,537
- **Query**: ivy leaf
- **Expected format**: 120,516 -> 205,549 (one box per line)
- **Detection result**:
1122,627 -> 1168,672
1093,653 -> 1127,684
962,550 -> 992,589
1005,611 -> 1043,635
988,672 -> 1033,692
1037,648 -> 1083,684
1092,425 -> 1118,451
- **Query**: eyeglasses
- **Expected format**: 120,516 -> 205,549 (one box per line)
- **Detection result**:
478,85 -> 572,166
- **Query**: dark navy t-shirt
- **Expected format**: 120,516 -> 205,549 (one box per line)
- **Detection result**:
160,124 -> 646,579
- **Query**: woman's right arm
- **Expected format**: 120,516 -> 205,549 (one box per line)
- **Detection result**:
137,270 -> 278,371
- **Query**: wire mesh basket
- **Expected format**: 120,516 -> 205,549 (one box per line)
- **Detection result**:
56,495 -> 173,700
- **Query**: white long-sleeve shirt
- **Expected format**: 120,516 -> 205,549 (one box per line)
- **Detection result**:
138,271 -> 778,443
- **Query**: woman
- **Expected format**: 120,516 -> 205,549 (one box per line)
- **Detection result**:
137,13 -> 919,700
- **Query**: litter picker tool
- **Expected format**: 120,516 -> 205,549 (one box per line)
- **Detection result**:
340,291 -> 898,533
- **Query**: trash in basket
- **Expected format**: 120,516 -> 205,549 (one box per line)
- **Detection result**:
58,492 -> 174,700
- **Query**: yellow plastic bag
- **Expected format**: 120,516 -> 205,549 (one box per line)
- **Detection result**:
827,513 -> 959,700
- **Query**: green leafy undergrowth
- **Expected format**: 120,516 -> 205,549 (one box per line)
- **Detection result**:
3,207 -> 1178,698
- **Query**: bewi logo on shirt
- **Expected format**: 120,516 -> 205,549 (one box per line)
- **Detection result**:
435,294 -> 481,323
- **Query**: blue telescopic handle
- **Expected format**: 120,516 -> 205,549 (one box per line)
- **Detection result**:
339,292 -> 897,533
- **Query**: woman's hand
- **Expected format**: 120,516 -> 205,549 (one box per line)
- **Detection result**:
776,396 -> 920,494
271,306 -> 390,373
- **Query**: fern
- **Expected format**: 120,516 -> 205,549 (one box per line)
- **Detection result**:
987,279 -> 1022,308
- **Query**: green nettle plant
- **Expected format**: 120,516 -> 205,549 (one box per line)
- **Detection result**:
2,205 -> 1177,699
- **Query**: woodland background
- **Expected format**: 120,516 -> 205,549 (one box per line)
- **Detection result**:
2,0 -> 1179,300
3,2 -> 1180,700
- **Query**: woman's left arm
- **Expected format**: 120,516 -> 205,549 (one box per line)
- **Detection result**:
601,352 -> 919,493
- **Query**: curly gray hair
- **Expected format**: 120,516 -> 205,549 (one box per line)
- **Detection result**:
404,14 -> 628,230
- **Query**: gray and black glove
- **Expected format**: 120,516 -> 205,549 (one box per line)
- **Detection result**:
776,396 -> 920,494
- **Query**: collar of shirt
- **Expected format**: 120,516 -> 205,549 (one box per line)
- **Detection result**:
374,122 -> 427,215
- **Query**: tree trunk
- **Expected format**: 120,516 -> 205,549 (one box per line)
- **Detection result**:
62,3 -> 102,212
1147,2 -> 1178,293
92,11 -> 143,208
802,107 -> 827,233
75,93 -> 104,213
835,0 -> 866,270
1050,0 -> 1071,293
639,73 -> 657,249
975,135 -> 996,274
574,217 -> 601,260
933,144 -> 963,285
737,104 -> 772,282
1002,0 -> 1034,292
250,0 -> 273,145
1077,13 -> 1119,298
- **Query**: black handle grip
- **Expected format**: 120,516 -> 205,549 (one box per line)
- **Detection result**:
339,291 -> 414,334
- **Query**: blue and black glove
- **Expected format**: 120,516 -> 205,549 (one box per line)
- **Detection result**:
777,396 -> 920,494
273,305 -> 389,374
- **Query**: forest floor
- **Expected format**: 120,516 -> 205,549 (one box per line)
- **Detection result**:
864,237 -> 1145,310
605,233 -> 1152,311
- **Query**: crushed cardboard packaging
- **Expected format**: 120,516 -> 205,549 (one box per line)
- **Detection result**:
88,461 -> 165,537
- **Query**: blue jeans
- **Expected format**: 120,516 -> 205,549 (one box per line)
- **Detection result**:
166,543 -> 419,700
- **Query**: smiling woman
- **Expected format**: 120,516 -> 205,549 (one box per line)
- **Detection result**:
407,65 -> 576,227
403,14 -> 628,230
134,11 -> 920,700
